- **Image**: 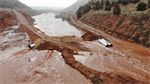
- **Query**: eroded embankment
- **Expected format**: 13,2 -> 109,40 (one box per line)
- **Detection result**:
19,23 -> 148,83
79,12 -> 150,47
0,11 -> 18,28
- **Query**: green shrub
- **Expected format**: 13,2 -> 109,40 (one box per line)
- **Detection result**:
105,0 -> 110,6
105,6 -> 108,11
117,0 -> 122,4
76,10 -> 82,19
130,0 -> 140,4
99,4 -> 103,9
113,4 -> 121,15
101,0 -> 104,6
93,1 -> 103,10
111,1 -> 115,7
105,5 -> 111,11
83,4 -> 91,14
95,1 -> 100,10
108,5 -> 111,11
148,0 -> 150,8
137,3 -> 147,11
122,0 -> 129,5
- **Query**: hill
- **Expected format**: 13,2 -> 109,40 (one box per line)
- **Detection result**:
63,0 -> 90,12
0,0 -> 31,10
74,0 -> 150,47
0,0 -> 42,16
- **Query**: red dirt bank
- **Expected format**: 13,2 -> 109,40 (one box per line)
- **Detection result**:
0,11 -> 18,28
80,12 -> 150,47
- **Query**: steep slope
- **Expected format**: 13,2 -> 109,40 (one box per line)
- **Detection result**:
0,0 -> 31,9
79,10 -> 150,47
63,0 -> 90,12
0,0 -> 31,10
0,0 -> 40,16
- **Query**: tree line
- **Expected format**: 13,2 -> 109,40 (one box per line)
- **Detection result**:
76,0 -> 149,18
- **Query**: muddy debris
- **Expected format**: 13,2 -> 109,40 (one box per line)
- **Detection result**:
81,32 -> 98,41
81,31 -> 102,41
61,50 -> 147,84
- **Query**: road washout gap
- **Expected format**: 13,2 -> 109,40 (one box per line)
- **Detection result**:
69,13 -> 150,83
0,12 -> 92,84
0,50 -> 92,84
13,10 -> 149,83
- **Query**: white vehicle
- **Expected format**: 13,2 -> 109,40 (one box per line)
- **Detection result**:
98,39 -> 112,47
28,44 -> 35,49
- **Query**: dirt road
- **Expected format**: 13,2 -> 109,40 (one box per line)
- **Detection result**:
70,13 -> 150,82
70,14 -> 119,41
13,10 -> 52,41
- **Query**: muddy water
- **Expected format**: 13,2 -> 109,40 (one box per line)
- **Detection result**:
33,13 -> 83,37
74,40 -> 150,82
0,50 -> 92,84
0,26 -> 92,84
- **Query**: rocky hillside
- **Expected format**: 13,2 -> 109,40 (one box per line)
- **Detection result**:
79,10 -> 150,47
0,0 -> 31,10
75,0 -> 150,47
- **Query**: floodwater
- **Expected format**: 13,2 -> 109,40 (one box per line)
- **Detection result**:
33,13 -> 83,37
0,26 -> 91,84
0,50 -> 91,84
74,39 -> 150,82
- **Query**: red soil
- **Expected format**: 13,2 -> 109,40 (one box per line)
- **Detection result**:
0,11 -> 18,28
19,19 -> 148,84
